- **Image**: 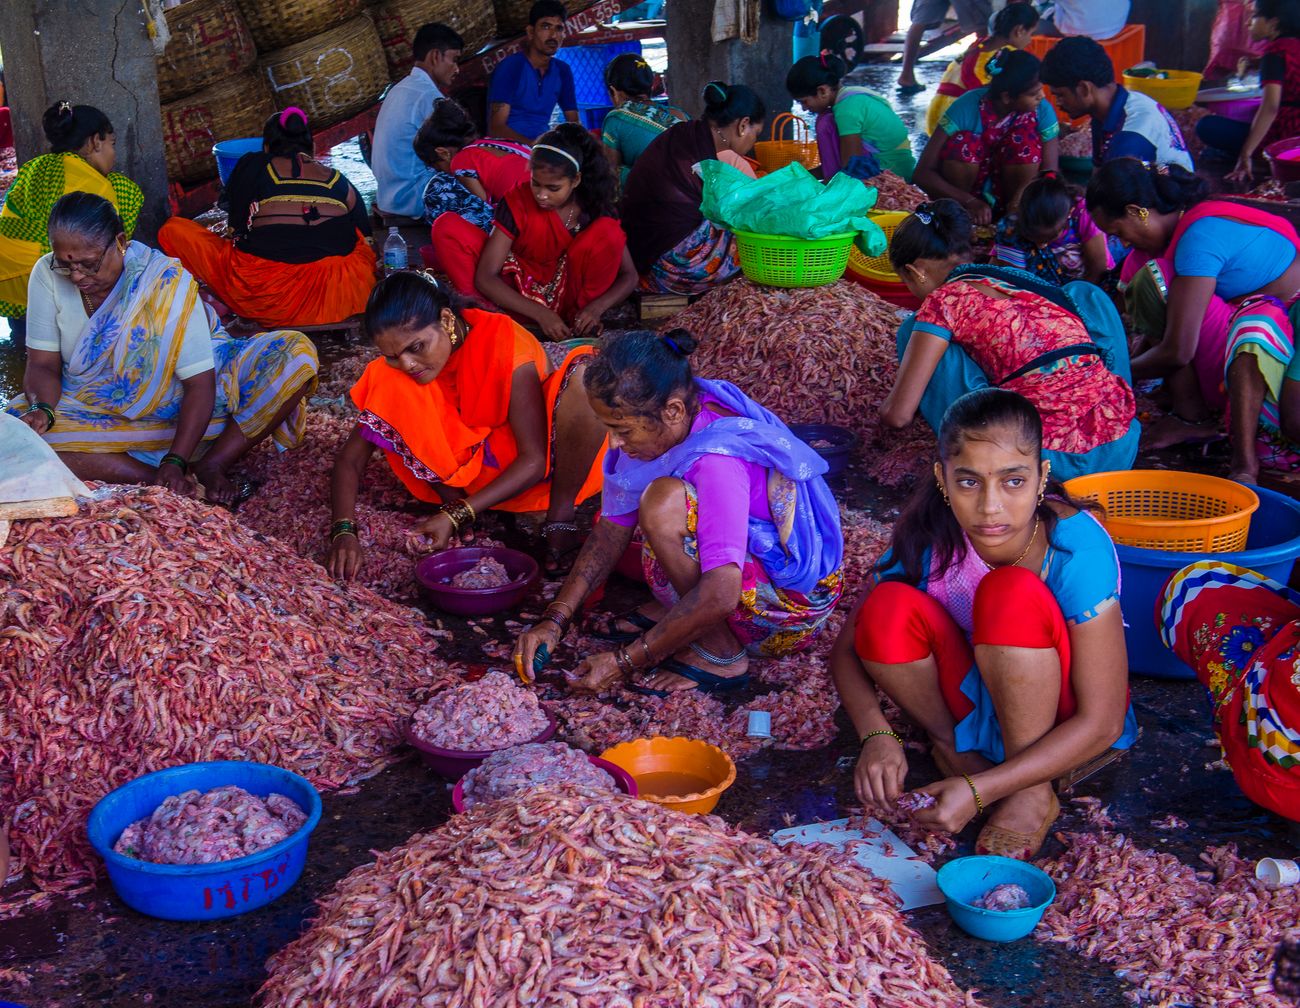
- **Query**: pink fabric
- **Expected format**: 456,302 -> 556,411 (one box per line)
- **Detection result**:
604,394 -> 770,572
1075,202 -> 1113,268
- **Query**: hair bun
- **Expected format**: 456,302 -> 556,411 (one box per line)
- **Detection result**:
702,81 -> 728,107
661,328 -> 698,357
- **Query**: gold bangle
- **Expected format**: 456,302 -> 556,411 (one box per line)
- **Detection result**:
860,729 -> 903,747
548,599 -> 575,616
962,773 -> 985,815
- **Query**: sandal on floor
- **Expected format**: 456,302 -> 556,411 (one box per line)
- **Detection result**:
896,82 -> 926,96
630,657 -> 751,698
589,608 -> 658,643
976,792 -> 1060,861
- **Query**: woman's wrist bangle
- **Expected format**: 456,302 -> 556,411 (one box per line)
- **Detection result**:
547,599 -> 575,617
614,647 -> 635,676
860,729 -> 903,748
160,452 -> 189,474
25,403 -> 56,429
962,773 -> 985,815
540,608 -> 571,632
330,519 -> 359,541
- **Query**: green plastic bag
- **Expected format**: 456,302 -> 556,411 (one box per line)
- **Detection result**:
698,160 -> 887,256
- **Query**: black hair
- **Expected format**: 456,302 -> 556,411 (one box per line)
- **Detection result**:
605,52 -> 655,98
364,271 -> 470,340
1017,172 -> 1076,242
989,1 -> 1039,39
48,191 -> 123,246
1258,0 -> 1300,38
1039,35 -> 1114,90
985,48 -> 1042,101
584,328 -> 700,420
529,0 -> 566,25
888,199 -> 974,271
874,388 -> 1090,586
262,109 -> 312,158
413,99 -> 478,166
1085,157 -> 1208,221
701,81 -> 766,128
42,102 -> 113,154
532,122 -> 619,220
412,22 -> 465,61
785,53 -> 847,99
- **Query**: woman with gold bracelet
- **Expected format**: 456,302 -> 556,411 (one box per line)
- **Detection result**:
326,272 -> 608,579
830,388 -> 1136,860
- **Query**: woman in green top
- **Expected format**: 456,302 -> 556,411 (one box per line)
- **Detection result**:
785,54 -> 915,181
601,53 -> 687,187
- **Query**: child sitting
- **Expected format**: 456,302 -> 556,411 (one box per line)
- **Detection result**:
415,99 -> 532,232
993,171 -> 1112,285
926,3 -> 1040,135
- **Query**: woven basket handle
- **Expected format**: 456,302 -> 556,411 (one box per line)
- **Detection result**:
769,112 -> 811,143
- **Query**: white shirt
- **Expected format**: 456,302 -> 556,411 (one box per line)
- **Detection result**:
372,66 -> 443,218
1050,0 -> 1130,41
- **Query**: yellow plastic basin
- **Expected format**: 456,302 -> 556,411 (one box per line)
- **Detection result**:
598,736 -> 736,815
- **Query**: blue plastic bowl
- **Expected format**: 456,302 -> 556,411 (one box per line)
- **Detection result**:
212,137 -> 262,187
937,855 -> 1056,942
1116,485 -> 1300,679
87,761 -> 322,921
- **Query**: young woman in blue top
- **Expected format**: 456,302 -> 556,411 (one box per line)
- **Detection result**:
831,388 -> 1136,860
1087,158 -> 1300,482
600,53 -> 687,187
914,49 -> 1060,225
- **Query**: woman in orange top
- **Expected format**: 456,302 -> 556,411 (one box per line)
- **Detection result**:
327,272 -> 608,577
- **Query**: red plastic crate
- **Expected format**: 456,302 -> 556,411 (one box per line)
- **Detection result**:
1030,24 -> 1146,128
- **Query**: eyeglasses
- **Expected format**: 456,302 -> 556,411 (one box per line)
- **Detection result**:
50,240 -> 115,278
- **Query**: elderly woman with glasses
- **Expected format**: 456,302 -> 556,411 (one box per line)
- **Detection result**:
7,192 -> 318,505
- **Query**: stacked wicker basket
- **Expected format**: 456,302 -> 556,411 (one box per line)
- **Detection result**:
372,0 -> 497,77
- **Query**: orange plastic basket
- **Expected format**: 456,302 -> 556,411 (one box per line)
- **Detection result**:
846,210 -> 910,284
1063,470 -> 1259,553
752,112 -> 820,174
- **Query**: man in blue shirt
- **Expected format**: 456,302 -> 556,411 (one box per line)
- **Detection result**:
488,0 -> 579,143
373,22 -> 464,218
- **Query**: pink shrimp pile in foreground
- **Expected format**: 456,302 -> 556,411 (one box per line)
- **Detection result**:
1038,831 -> 1300,1006
0,488 -> 457,918
460,742 -> 614,807
114,786 -> 306,865
257,786 -> 983,1008
410,670 -> 550,751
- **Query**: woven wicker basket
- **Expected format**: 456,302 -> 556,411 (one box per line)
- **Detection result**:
493,0 -> 533,38
236,0 -> 363,50
161,70 -> 274,183
260,15 -> 390,130
155,0 -> 257,102
372,0 -> 496,77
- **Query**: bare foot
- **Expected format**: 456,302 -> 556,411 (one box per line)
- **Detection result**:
1229,467 -> 1259,485
193,461 -> 238,506
1141,414 -> 1223,451
982,782 -> 1056,836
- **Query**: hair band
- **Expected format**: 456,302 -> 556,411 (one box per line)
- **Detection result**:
662,334 -> 686,356
279,106 -> 308,129
533,143 -> 581,172
987,54 -> 1003,75
58,100 -> 72,115
914,202 -> 934,226
819,48 -> 829,68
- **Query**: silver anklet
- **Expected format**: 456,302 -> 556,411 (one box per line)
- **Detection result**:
690,641 -> 746,666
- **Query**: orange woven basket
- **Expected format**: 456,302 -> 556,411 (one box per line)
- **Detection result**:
1063,470 -> 1259,553
752,112 -> 820,174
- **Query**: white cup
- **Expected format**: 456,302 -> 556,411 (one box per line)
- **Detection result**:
1256,858 -> 1300,888
747,710 -> 772,738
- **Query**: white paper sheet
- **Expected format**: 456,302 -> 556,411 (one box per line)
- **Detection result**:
772,817 -> 944,911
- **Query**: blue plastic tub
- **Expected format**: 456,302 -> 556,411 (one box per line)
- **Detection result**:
212,137 -> 262,187
936,855 -> 1056,942
556,40 -> 642,108
1116,485 -> 1300,679
87,761 -> 322,921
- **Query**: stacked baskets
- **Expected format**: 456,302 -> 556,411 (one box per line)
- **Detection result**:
372,0 -> 497,76
493,0 -> 536,38
259,15 -> 391,129
161,71 -> 276,183
844,210 -> 919,308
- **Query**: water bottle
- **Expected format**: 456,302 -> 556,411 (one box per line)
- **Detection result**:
383,227 -> 408,273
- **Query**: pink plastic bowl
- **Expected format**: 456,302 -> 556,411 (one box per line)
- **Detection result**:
450,756 -> 638,812
1267,136 -> 1300,182
415,546 -> 539,617
403,708 -> 558,779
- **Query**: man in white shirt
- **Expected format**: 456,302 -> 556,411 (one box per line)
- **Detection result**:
372,23 -> 464,218
1038,0 -> 1130,41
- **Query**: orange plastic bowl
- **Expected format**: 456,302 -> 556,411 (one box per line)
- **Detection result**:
598,736 -> 736,815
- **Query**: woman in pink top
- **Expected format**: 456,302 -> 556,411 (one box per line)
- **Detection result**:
514,328 -> 844,695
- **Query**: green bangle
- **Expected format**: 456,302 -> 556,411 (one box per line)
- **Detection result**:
160,452 -> 188,474
330,520 -> 358,541
25,403 -> 55,429
860,729 -> 903,748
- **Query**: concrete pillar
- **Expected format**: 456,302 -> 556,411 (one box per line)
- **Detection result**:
665,0 -> 795,135
1128,0 -> 1217,72
0,2 -> 169,242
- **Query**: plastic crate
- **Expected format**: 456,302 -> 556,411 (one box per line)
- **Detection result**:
1030,24 -> 1146,126
556,40 -> 642,109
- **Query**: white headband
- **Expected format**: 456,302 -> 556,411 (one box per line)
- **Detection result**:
533,143 -> 581,172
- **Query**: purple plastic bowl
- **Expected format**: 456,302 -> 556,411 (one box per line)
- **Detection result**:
404,708 -> 558,779
1267,136 -> 1300,183
450,756 -> 638,812
415,546 -> 539,617
1197,87 -> 1263,122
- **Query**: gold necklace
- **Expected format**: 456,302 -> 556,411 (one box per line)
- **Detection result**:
980,516 -> 1040,571
80,290 -> 97,315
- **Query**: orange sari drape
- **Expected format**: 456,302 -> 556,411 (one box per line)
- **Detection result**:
349,308 -> 604,512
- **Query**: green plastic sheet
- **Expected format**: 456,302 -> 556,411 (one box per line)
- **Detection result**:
699,161 -> 887,256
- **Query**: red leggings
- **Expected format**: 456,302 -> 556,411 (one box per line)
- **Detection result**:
854,565 -> 1075,726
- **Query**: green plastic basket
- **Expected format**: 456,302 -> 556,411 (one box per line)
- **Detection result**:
732,230 -> 856,288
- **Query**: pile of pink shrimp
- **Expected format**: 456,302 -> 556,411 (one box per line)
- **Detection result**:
113,786 -> 306,865
409,671 -> 549,751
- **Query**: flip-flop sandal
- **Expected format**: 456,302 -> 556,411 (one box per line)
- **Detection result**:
896,82 -> 926,96
590,608 -> 658,643
630,656 -> 751,697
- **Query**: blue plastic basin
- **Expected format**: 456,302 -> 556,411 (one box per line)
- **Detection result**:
936,855 -> 1056,942
1116,485 -> 1300,679
87,760 -> 322,921
212,137 -> 262,187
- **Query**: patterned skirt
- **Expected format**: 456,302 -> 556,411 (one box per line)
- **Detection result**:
640,219 -> 741,297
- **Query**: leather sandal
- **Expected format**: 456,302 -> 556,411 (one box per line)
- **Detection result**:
976,792 -> 1060,861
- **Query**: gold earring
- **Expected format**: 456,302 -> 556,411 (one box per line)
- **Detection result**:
1137,207 -> 1150,225
936,481 -> 949,506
